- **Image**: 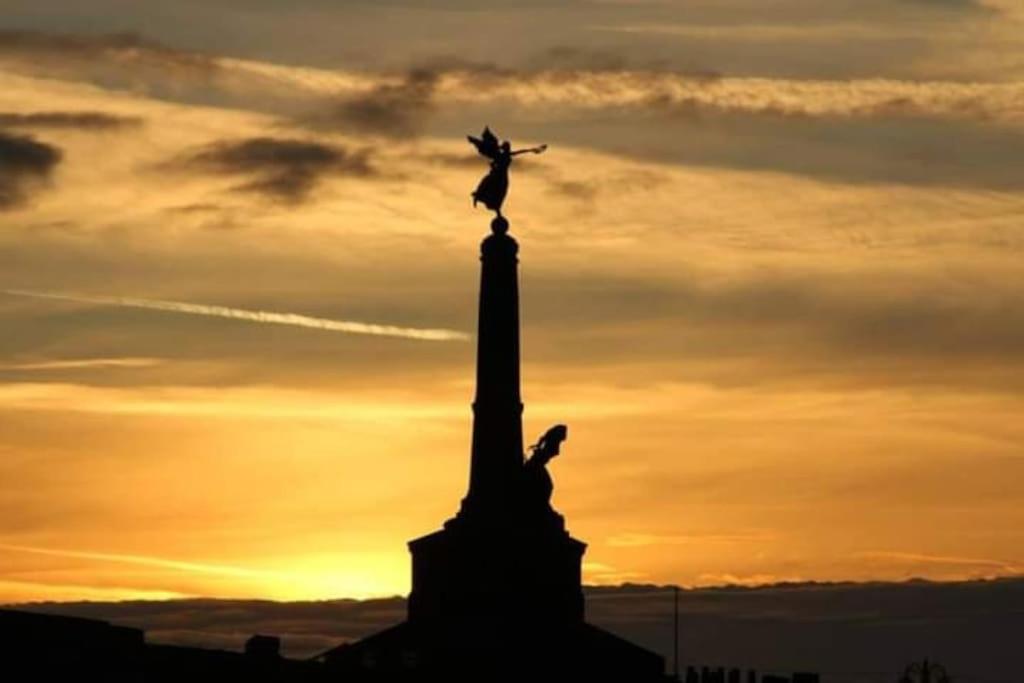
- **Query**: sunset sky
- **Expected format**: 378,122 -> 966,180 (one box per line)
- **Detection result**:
2,0 -> 1023,604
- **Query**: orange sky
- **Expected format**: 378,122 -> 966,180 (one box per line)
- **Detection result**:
1,0 -> 1023,603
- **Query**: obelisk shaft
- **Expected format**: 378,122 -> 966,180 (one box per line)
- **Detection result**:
461,231 -> 524,519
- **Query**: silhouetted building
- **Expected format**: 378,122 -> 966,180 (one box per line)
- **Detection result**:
0,608 -> 144,681
0,608 -> 319,681
684,666 -> 815,683
246,634 -> 283,660
318,220 -> 665,680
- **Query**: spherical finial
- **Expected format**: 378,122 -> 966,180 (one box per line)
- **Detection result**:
491,216 -> 509,235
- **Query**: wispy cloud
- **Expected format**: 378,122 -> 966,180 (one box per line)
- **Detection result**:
0,30 -> 217,77
0,579 -> 187,603
215,59 -> 1024,126
855,550 -> 1022,573
2,290 -> 468,342
0,543 -> 279,579
0,382 -> 468,419
434,71 -> 1024,124
607,531 -> 776,547
0,357 -> 162,371
582,561 -> 646,585
0,111 -> 143,130
4,27 -> 1023,132
695,572 -> 806,587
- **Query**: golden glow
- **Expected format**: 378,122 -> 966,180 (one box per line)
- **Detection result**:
2,10 -> 1024,604
0,544 -> 406,601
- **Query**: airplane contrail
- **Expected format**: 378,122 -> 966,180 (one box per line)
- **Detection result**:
2,289 -> 469,342
0,543 -> 279,579
0,357 -> 162,371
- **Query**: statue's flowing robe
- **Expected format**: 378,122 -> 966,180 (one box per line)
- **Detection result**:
472,153 -> 511,212
522,457 -> 554,511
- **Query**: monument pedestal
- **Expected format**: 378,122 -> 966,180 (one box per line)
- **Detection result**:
408,515 -> 586,626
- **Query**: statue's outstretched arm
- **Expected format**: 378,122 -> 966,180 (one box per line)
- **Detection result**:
509,144 -> 544,156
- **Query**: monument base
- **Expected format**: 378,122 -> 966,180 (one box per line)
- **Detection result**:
319,618 -> 666,680
318,514 -> 665,679
407,514 -> 586,625
316,515 -> 665,679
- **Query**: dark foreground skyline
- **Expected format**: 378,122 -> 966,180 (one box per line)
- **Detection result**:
10,577 -> 1022,683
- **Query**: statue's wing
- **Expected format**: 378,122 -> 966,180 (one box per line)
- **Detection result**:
467,135 -> 488,157
467,126 -> 500,159
481,126 -> 499,150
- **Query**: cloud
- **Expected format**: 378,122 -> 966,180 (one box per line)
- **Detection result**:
512,109 -> 1024,190
0,30 -> 217,76
523,267 -> 1024,390
184,137 -> 376,202
607,532 -> 776,548
0,0 -> 998,85
11,577 -> 1024,683
902,0 -> 995,12
216,62 -> 1024,190
0,543 -> 280,580
0,357 -> 162,371
13,596 -> 407,657
218,59 -> 1024,190
693,572 -> 804,587
0,382 -> 489,421
0,580 -> 186,603
435,70 -> 1024,132
325,69 -> 439,136
2,289 -> 469,342
3,27 -> 1022,152
581,561 -> 646,584
855,551 -> 1021,574
269,65 -> 1024,128
0,131 -> 61,209
526,45 -> 674,73
0,111 -> 144,130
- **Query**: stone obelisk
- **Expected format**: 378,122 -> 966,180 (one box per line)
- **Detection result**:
461,220 -> 524,520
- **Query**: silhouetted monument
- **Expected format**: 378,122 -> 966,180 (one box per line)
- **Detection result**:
320,196 -> 664,679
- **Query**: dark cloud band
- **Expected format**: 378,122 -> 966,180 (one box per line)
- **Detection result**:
184,137 -> 376,202
0,111 -> 143,130
0,131 -> 61,209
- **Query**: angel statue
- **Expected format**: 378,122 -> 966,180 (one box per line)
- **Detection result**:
468,127 -> 547,225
